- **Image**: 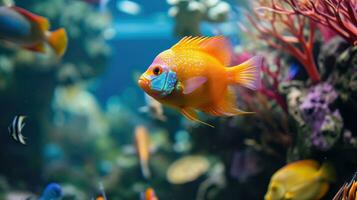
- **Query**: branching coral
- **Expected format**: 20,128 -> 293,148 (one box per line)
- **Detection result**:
259,57 -> 288,112
284,0 -> 357,45
246,0 -> 320,83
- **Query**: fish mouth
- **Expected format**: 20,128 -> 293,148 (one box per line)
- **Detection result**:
138,76 -> 149,90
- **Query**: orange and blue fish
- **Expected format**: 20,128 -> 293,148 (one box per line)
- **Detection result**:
135,125 -> 151,179
138,36 -> 262,126
140,188 -> 158,200
0,6 -> 67,57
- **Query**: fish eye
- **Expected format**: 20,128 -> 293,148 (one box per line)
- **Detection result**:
152,66 -> 162,76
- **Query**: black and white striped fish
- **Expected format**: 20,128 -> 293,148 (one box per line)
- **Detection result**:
8,115 -> 27,145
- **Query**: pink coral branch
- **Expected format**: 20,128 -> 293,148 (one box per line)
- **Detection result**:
286,0 -> 357,45
246,1 -> 320,83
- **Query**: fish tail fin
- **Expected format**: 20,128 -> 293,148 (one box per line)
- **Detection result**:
47,28 -> 68,57
318,162 -> 336,183
226,56 -> 263,90
141,161 -> 151,180
203,87 -> 254,117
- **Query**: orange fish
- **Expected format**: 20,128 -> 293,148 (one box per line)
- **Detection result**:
138,36 -> 262,126
0,6 -> 67,57
135,125 -> 151,179
140,187 -> 158,200
96,196 -> 105,200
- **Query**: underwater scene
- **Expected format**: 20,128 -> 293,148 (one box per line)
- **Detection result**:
0,0 -> 356,199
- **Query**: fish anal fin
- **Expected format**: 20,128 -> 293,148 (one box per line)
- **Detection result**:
181,108 -> 214,128
24,43 -> 46,53
171,36 -> 232,66
12,6 -> 50,31
202,87 -> 254,117
283,160 -> 319,172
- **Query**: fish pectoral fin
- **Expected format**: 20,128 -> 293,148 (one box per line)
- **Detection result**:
203,87 -> 253,116
183,77 -> 207,95
283,192 -> 294,200
24,43 -> 46,53
180,108 -> 214,128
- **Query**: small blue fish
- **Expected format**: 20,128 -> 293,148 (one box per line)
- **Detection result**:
8,115 -> 27,145
40,183 -> 62,200
285,63 -> 299,82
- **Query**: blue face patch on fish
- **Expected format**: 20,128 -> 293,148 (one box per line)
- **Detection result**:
150,70 -> 177,97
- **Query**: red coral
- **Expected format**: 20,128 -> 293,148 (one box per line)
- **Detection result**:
285,0 -> 357,45
246,0 -> 320,83
259,57 -> 288,112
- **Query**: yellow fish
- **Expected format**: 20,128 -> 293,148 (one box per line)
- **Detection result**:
265,160 -> 336,200
138,36 -> 262,126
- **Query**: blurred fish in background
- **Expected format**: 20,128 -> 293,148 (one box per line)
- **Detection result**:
38,183 -> 63,200
139,94 -> 167,122
0,6 -> 67,56
265,160 -> 336,200
8,115 -> 27,145
135,125 -> 151,180
140,187 -> 158,200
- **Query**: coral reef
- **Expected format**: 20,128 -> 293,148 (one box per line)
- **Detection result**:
247,0 -> 320,83
0,0 -> 356,199
284,0 -> 357,45
168,0 -> 231,36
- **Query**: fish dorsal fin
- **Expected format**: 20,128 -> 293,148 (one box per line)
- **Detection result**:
12,6 -> 50,31
171,36 -> 232,66
283,160 -> 319,171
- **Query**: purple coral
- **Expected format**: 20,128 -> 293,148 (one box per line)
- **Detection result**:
299,83 -> 342,150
